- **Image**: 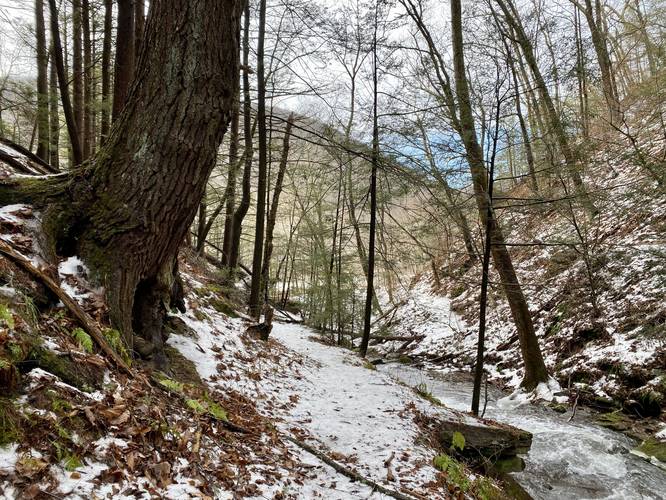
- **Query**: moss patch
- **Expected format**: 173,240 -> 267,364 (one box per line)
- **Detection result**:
635,438 -> 666,463
70,328 -> 93,353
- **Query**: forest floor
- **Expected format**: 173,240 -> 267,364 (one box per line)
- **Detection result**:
0,205 -> 506,499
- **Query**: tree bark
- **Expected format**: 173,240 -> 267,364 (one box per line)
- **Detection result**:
100,0 -> 112,144
82,0 -> 93,159
452,0 -> 548,390
72,0 -> 84,155
221,94 -> 241,264
35,0 -> 50,162
49,45 -> 60,169
134,0 -> 146,61
112,0 -> 135,121
19,0 -> 243,367
249,0 -> 268,318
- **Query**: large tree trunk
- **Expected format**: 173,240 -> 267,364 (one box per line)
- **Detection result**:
452,0 -> 548,390
10,0 -> 243,367
35,0 -> 50,162
112,0 -> 135,121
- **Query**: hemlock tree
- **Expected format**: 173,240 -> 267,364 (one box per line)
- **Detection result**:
2,0 -> 244,367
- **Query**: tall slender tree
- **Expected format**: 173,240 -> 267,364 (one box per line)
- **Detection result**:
249,0 -> 268,318
35,0 -> 50,162
359,2 -> 381,359
112,0 -> 135,120
451,0 -> 549,389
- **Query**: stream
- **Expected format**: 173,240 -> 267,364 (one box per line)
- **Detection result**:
377,364 -> 666,500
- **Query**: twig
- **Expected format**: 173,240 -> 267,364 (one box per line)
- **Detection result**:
568,391 -> 579,422
285,435 -> 419,500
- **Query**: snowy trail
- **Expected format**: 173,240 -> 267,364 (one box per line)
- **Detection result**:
378,365 -> 666,500
271,322 -> 455,499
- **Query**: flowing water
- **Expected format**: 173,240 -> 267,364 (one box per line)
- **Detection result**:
377,364 -> 666,500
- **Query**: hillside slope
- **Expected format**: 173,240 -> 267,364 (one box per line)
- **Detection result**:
373,144 -> 666,425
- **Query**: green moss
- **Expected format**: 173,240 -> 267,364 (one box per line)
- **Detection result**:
63,453 -> 82,471
415,382 -> 443,406
70,328 -> 93,353
193,310 -> 209,322
187,397 -> 228,421
31,348 -> 99,391
450,284 -> 466,298
362,360 -> 377,371
635,438 -> 666,463
474,477 -> 505,500
0,304 -> 15,329
0,398 -> 22,446
207,401 -> 228,421
158,377 -> 184,394
7,342 -> 23,362
596,410 -> 631,432
433,454 -> 470,491
186,399 -> 206,413
208,298 -> 238,318
103,329 -> 131,365
397,355 -> 413,365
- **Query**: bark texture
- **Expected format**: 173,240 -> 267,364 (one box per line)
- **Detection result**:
35,0 -> 50,162
22,0 -> 243,365
112,0 -> 135,121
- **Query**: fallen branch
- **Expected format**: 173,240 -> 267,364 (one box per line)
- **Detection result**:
0,240 -> 132,374
370,335 -> 425,343
285,435 -> 419,500
370,300 -> 405,328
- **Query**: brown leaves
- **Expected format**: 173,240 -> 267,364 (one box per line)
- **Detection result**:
146,462 -> 172,488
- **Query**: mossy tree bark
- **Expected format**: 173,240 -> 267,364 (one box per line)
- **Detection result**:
3,0 -> 243,367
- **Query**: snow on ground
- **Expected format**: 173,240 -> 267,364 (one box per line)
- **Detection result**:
372,159 -> 666,406
166,287 -> 469,498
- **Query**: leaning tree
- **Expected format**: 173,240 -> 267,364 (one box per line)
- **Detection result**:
1,0 -> 243,368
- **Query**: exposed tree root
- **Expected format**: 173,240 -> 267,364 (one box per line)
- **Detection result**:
0,239 -> 132,374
